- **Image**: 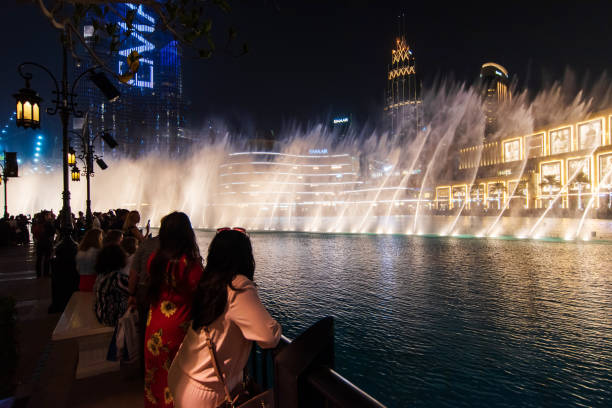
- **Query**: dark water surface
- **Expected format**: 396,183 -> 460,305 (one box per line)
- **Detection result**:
194,231 -> 612,407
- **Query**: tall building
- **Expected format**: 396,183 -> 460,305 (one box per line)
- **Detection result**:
331,115 -> 351,139
75,4 -> 186,156
480,62 -> 510,138
384,36 -> 422,138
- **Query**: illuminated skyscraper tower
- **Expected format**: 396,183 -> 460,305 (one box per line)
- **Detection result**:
384,36 -> 421,138
480,62 -> 510,138
75,4 -> 186,156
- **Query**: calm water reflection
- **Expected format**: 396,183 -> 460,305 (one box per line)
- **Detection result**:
195,231 -> 612,407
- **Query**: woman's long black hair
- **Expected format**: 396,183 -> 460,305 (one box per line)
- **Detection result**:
191,229 -> 255,331
148,212 -> 201,304
95,244 -> 126,275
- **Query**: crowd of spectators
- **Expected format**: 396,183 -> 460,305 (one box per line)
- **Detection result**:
0,214 -> 31,246
2,207 -> 284,407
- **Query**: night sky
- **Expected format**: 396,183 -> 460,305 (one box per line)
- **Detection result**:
2,0 -> 612,137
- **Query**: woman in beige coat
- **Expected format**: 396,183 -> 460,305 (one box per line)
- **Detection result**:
168,228 -> 281,407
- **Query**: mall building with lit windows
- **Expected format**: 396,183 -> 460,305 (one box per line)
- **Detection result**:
216,140 -> 363,216
434,112 -> 612,212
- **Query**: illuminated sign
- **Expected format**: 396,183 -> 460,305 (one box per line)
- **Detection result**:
567,158 -> 590,191
117,5 -> 156,89
333,117 -> 349,124
525,133 -> 544,158
84,25 -> 94,38
549,127 -> 571,155
308,149 -> 328,155
577,119 -> 603,150
503,139 -> 520,162
599,153 -> 612,187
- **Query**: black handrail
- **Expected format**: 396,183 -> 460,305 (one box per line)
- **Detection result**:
308,367 -> 386,408
247,327 -> 385,407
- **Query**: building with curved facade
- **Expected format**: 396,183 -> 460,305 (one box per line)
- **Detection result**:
216,146 -> 362,217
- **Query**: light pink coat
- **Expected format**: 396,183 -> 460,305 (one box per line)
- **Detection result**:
168,274 -> 281,407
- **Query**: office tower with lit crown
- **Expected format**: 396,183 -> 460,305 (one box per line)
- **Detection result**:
384,36 -> 421,138
75,4 -> 186,156
480,62 -> 510,138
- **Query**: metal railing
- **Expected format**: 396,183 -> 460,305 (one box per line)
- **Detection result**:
247,317 -> 386,408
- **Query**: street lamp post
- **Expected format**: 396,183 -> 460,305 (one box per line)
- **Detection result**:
14,33 -> 120,312
1,152 -> 19,219
70,129 -> 117,229
1,158 -> 7,219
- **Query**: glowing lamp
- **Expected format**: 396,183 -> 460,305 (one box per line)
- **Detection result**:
71,166 -> 81,182
68,147 -> 76,166
13,84 -> 42,129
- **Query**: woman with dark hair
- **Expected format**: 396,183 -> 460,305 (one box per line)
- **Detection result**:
167,228 -> 281,408
144,212 -> 203,408
93,244 -> 129,326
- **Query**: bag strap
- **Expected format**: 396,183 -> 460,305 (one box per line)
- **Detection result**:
203,327 -> 237,406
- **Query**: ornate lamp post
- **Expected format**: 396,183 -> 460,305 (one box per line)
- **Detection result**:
14,84 -> 41,129
67,147 -> 76,166
14,34 -> 120,312
70,129 -> 118,229
71,166 -> 81,182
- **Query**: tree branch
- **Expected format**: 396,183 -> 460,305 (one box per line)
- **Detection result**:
65,21 -> 120,79
37,0 -> 66,29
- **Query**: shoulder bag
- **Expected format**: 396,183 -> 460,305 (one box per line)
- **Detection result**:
203,327 -> 274,408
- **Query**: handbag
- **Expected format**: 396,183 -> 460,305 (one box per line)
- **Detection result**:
203,328 -> 274,408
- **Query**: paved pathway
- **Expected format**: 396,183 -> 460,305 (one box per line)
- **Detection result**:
0,244 -> 143,407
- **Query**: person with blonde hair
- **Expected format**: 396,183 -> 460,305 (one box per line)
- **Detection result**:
123,210 -> 146,242
76,228 -> 103,291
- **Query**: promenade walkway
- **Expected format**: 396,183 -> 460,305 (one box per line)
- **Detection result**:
0,244 -> 142,408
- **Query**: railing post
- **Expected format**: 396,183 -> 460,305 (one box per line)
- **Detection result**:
274,316 -> 334,407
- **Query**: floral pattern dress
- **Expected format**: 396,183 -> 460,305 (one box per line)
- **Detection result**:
144,253 -> 203,407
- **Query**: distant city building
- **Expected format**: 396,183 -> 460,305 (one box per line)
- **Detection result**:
480,62 -> 510,138
217,146 -> 362,217
384,36 -> 422,138
331,115 -> 351,139
75,4 -> 186,156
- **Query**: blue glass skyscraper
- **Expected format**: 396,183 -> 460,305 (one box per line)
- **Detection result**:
75,4 -> 186,156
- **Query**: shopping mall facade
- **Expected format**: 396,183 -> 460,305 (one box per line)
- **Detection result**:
435,111 -> 612,212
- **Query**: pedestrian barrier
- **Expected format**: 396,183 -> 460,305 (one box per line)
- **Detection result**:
247,317 -> 386,408
51,291 -> 119,379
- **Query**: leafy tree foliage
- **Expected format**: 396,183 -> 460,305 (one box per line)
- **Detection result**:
31,0 -> 248,81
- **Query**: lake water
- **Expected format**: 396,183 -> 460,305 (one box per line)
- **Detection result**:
194,230 -> 612,407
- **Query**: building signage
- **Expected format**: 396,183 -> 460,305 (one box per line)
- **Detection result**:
577,119 -> 602,150
117,5 -> 156,89
567,158 -> 589,179
503,139 -> 520,162
525,133 -> 544,158
308,149 -> 328,155
599,153 -> 612,187
549,127 -> 571,155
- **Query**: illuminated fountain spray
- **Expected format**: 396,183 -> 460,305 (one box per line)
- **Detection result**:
9,75 -> 612,240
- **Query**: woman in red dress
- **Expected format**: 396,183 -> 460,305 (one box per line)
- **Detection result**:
144,212 -> 203,407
